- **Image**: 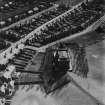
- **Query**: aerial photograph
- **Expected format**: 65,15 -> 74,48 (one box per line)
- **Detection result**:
0,0 -> 105,105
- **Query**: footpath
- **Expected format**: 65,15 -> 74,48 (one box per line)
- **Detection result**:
69,72 -> 105,105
